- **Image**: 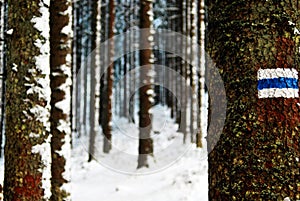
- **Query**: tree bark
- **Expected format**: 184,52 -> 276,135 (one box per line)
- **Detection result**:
137,0 -> 154,169
4,1 -> 52,199
207,1 -> 300,199
88,0 -> 101,162
49,0 -> 72,200
102,0 -> 114,153
196,0 -> 204,148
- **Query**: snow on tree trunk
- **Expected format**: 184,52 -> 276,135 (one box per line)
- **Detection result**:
88,0 -> 101,162
137,0 -> 154,169
207,1 -> 300,199
189,0 -> 197,143
49,0 -> 72,200
178,0 -> 188,142
4,0 -> 52,200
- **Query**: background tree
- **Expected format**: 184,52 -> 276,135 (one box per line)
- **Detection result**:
207,0 -> 300,199
4,0 -> 52,199
49,0 -> 72,200
102,0 -> 115,153
88,0 -> 101,162
196,0 -> 204,148
138,0 -> 155,168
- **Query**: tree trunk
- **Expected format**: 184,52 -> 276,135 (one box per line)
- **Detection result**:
102,0 -> 114,153
207,1 -> 300,199
178,0 -> 188,142
49,0 -> 72,200
137,0 -> 154,169
88,0 -> 101,162
196,0 -> 204,148
4,0 -> 52,199
74,0 -> 82,136
99,0 -> 108,127
189,0 -> 197,143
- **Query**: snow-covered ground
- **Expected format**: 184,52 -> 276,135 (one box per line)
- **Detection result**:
71,103 -> 208,201
0,101 -> 209,201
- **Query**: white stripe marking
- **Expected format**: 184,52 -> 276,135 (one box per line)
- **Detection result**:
258,88 -> 299,98
258,68 -> 298,80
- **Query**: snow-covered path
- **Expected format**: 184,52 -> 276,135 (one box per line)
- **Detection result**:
71,105 -> 208,201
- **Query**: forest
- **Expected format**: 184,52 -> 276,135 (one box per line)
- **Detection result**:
0,0 -> 299,200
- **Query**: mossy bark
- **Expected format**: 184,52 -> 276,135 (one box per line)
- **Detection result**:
207,1 -> 300,200
4,0 -> 51,200
49,0 -> 72,200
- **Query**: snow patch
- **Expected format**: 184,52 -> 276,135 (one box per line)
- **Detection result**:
29,1 -> 51,199
31,134 -> 52,200
6,29 -> 13,35
55,119 -> 72,199
29,104 -> 50,132
146,89 -> 154,95
12,63 -> 18,72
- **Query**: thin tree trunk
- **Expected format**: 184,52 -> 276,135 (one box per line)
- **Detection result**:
178,0 -> 188,142
74,0 -> 82,136
196,0 -> 204,148
99,0 -> 108,127
189,0 -> 196,143
88,0 -> 101,162
49,0 -> 72,200
123,29 -> 128,117
137,0 -> 154,169
175,0 -> 183,127
103,0 -> 114,153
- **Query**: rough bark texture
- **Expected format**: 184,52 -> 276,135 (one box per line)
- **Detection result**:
207,1 -> 300,199
102,0 -> 114,153
50,0 -> 72,200
137,0 -> 154,169
4,0 -> 51,200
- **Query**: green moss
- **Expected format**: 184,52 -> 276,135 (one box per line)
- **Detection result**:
207,0 -> 300,199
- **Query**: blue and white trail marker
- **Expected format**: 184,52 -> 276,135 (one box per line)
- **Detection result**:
257,68 -> 299,98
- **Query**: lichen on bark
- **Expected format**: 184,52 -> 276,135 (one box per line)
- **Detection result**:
207,0 -> 300,200
4,0 -> 52,200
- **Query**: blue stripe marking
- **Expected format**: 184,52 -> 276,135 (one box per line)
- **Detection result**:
257,77 -> 298,90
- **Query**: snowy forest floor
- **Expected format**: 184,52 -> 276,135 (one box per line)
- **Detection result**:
71,98 -> 209,201
0,99 -> 209,201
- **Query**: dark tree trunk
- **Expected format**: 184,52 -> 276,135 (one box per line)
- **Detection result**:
102,0 -> 114,153
137,0 -> 154,169
196,0 -> 204,148
74,0 -> 83,136
207,1 -> 300,199
88,0 -> 100,162
49,0 -> 72,200
99,0 -> 108,127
